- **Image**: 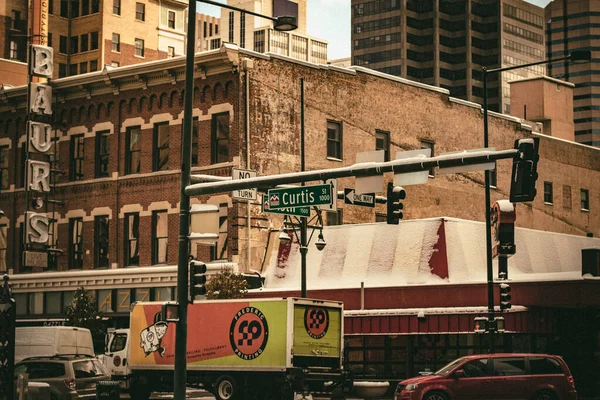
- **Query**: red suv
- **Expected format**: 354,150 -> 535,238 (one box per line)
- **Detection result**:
395,353 -> 576,400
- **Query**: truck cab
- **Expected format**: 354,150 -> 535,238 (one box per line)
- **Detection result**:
103,329 -> 131,387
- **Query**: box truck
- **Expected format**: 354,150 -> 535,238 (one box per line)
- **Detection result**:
15,326 -> 94,363
127,297 -> 348,400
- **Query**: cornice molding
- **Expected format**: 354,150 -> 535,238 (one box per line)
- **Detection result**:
0,47 -> 237,113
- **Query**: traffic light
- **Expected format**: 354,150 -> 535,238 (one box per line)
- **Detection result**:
474,317 -> 488,334
499,283 -> 512,311
387,182 -> 406,225
510,138 -> 540,203
189,260 -> 207,298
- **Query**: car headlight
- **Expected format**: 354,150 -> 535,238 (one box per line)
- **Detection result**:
405,383 -> 419,391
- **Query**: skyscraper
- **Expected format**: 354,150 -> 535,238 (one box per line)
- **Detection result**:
351,0 -> 545,113
546,0 -> 599,147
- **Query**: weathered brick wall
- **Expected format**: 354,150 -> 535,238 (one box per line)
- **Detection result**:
1,49 -> 598,276
247,56 -> 599,236
0,70 -> 243,273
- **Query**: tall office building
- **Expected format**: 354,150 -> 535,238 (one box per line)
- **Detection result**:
196,14 -> 220,52
546,0 -> 599,147
351,0 -> 545,113
0,0 -> 188,81
204,0 -> 328,64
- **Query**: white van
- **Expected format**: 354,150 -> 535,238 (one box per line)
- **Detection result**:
15,326 -> 94,364
103,328 -> 131,387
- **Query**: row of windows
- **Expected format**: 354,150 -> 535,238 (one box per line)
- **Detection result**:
354,16 -> 401,34
58,60 -> 98,78
55,0 -> 100,19
0,114 -> 230,190
111,34 -> 146,57
354,33 -> 401,50
202,21 -> 219,37
503,4 -> 543,29
58,32 -> 99,55
504,23 -> 543,44
503,55 -> 545,75
503,38 -> 544,60
13,287 -> 174,317
354,49 -> 402,66
354,0 -> 400,17
543,182 -> 590,211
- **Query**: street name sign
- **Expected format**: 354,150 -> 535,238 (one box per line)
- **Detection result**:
268,183 -> 332,209
232,168 -> 257,201
344,188 -> 375,208
261,195 -> 310,217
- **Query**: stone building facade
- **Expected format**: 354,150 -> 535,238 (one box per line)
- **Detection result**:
0,43 -> 598,302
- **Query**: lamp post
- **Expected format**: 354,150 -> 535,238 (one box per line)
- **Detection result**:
175,3 -> 297,399
482,50 -> 591,353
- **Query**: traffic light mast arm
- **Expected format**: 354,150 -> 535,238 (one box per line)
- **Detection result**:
185,148 -> 518,196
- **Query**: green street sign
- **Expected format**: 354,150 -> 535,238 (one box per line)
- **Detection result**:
261,195 -> 310,217
267,183 -> 332,209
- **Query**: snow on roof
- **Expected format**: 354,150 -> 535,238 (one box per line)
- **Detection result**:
263,217 -> 599,291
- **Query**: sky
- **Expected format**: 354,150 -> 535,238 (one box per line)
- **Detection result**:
197,0 -> 554,60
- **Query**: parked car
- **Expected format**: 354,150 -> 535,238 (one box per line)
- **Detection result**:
395,353 -> 576,400
14,354 -> 110,400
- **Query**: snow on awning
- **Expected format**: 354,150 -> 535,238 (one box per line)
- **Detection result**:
263,217 -> 599,291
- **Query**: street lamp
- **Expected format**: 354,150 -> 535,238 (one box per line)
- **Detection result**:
175,2 -> 298,399
481,50 -> 591,353
281,212 -> 327,297
198,0 -> 298,31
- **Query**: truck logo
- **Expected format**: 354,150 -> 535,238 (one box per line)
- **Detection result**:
140,312 -> 168,357
304,307 -> 329,339
229,307 -> 269,360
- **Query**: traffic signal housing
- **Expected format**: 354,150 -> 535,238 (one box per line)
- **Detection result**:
189,260 -> 207,298
499,283 -> 512,311
387,183 -> 406,225
510,138 -> 540,203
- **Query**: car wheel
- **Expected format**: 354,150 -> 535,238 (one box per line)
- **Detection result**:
215,375 -> 238,400
424,391 -> 449,400
533,391 -> 558,400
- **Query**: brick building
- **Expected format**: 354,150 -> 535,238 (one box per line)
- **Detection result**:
0,43 -> 598,335
0,0 -> 188,83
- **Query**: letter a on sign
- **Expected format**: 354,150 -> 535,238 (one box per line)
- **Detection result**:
30,45 -> 54,77
29,83 -> 53,115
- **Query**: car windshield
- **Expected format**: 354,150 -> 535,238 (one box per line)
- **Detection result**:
435,357 -> 466,375
110,333 -> 127,352
15,362 -> 65,379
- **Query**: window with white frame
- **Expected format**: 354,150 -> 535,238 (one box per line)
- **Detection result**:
152,210 -> 168,264
168,11 -> 175,29
112,33 -> 120,52
375,130 -> 390,162
69,218 -> 83,269
135,2 -> 145,21
327,121 -> 342,159
94,215 -> 109,268
581,189 -> 589,211
544,182 -> 553,204
134,38 -> 144,57
124,213 -> 139,266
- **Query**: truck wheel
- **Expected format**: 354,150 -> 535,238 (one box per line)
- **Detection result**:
215,375 -> 238,400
